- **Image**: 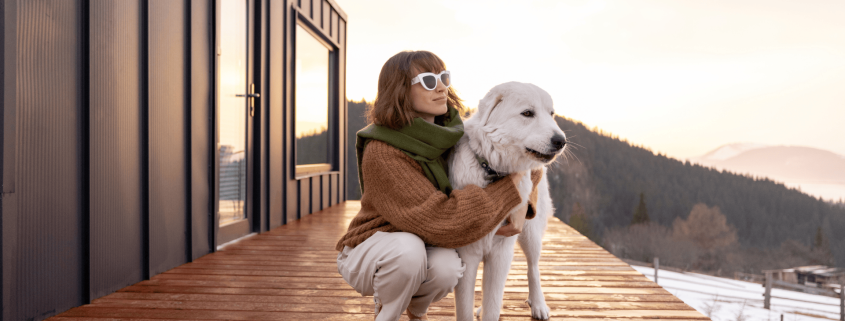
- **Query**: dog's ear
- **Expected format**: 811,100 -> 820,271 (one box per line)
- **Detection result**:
478,91 -> 504,126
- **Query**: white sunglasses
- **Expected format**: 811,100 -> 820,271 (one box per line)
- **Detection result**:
410,70 -> 451,91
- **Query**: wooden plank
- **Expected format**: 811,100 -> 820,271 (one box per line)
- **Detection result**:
101,292 -> 686,304
88,298 -> 695,313
47,201 -> 707,320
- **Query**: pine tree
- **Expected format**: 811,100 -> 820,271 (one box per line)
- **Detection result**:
569,202 -> 593,240
814,227 -> 825,249
812,227 -> 834,265
631,193 -> 650,225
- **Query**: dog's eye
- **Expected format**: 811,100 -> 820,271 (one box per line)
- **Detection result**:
521,110 -> 534,117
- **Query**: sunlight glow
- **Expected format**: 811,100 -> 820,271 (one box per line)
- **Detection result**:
335,0 -> 845,160
295,25 -> 330,139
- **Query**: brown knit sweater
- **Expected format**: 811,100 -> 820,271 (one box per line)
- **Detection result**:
336,140 -> 542,251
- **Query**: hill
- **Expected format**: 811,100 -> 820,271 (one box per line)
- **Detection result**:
345,100 -> 845,268
691,144 -> 845,202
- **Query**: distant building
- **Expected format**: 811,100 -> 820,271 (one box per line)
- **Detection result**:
771,265 -> 845,287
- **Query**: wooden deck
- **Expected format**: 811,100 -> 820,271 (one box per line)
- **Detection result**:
50,201 -> 709,320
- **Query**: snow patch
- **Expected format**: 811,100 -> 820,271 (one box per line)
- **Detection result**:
631,265 -> 840,321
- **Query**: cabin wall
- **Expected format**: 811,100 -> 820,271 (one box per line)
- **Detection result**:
0,0 -> 346,320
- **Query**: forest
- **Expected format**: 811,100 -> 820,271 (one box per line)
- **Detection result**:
345,100 -> 845,274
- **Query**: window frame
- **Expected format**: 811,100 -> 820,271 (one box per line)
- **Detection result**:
292,17 -> 339,178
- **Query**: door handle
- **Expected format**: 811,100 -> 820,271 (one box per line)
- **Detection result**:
237,84 -> 259,116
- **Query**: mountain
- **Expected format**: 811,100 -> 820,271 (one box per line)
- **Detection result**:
696,142 -> 768,161
691,145 -> 845,201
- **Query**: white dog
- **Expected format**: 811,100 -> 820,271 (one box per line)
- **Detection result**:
449,82 -> 565,321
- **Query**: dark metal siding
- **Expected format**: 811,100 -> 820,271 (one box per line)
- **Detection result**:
89,0 -> 145,300
190,0 -> 213,260
0,0 -> 345,318
148,0 -> 189,275
0,1 -> 13,318
12,1 -> 86,319
257,0 -> 269,233
283,0 -> 347,218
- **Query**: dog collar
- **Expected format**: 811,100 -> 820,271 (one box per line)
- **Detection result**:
475,154 -> 508,183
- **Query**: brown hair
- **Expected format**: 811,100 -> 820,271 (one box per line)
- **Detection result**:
367,51 -> 466,129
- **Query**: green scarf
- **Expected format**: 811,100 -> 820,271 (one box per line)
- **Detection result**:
356,107 -> 464,195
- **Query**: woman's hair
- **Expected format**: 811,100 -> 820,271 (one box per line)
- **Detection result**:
368,51 -> 466,129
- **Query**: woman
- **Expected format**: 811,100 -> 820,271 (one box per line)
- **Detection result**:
335,51 -> 539,321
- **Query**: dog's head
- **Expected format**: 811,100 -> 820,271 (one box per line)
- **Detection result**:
468,82 -> 566,169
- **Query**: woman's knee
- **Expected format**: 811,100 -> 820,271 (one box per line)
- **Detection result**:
425,248 -> 465,288
382,232 -> 427,275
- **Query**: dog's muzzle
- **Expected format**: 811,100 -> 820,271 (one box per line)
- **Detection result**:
526,134 -> 566,163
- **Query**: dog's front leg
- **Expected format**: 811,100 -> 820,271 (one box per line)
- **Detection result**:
455,250 -> 481,321
518,218 -> 550,320
480,237 -> 517,321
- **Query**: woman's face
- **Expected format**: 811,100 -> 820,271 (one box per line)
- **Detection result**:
409,69 -> 449,123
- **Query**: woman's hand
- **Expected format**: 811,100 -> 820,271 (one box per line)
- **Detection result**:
495,204 -> 528,237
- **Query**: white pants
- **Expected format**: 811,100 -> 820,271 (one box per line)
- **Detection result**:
337,231 -> 466,321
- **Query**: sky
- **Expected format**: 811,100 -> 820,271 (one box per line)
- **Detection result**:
334,0 -> 845,160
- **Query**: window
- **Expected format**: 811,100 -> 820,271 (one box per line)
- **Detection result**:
295,23 -> 332,176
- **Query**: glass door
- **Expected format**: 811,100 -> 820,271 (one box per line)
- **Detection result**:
217,0 -> 255,244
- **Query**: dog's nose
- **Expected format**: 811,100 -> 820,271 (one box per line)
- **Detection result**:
550,134 -> 566,151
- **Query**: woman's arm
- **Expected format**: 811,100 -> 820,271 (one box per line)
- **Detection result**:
361,141 -> 537,248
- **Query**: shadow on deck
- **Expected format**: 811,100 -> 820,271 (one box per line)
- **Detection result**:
50,201 -> 708,320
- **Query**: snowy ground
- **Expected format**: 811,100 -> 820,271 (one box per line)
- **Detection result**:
631,265 -> 842,321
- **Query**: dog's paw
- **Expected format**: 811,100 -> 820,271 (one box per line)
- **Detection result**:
525,298 -> 551,320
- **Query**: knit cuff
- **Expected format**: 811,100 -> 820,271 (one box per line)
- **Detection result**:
484,177 -> 524,221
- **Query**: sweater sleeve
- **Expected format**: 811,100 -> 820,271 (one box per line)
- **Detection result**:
361,140 -> 523,248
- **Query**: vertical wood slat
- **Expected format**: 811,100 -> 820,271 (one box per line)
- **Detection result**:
299,0 -> 310,19
148,0 -> 188,276
330,173 -> 338,206
330,9 -> 338,42
287,181 -> 298,222
89,0 -> 145,300
299,178 -> 310,218
322,174 -> 330,210
312,0 -> 321,28
312,176 -> 321,212
321,0 -> 329,31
